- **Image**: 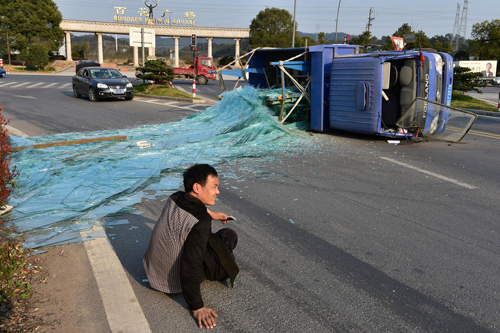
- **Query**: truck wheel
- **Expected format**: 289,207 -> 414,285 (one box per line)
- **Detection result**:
197,75 -> 208,85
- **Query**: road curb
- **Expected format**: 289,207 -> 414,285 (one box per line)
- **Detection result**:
463,108 -> 500,117
6,125 -> 29,138
83,226 -> 151,333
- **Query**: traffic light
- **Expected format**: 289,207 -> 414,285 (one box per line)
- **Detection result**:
191,34 -> 197,47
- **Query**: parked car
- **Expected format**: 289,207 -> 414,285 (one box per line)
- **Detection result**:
492,77 -> 500,86
75,60 -> 100,73
0,67 -> 6,78
72,67 -> 134,102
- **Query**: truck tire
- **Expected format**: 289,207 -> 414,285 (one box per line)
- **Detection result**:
197,75 -> 208,85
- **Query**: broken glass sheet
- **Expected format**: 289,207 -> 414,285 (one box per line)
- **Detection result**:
7,85 -> 313,248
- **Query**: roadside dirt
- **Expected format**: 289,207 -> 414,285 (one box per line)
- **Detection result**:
30,243 -> 110,332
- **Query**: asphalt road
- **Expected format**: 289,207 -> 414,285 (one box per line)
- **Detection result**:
2,73 -> 500,332
0,72 -> 215,136
467,86 -> 500,105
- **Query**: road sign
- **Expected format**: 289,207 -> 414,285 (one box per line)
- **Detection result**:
129,27 -> 156,47
391,36 -> 405,51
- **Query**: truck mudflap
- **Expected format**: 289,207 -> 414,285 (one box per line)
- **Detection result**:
396,97 -> 477,143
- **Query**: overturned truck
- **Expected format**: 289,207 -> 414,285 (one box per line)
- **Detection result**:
217,44 -> 477,142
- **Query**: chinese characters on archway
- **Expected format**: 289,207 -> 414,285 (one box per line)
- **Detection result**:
113,6 -> 196,26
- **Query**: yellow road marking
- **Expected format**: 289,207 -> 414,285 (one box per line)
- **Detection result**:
447,126 -> 500,140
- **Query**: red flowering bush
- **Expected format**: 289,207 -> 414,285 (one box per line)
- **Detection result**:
0,106 -> 34,331
0,106 -> 18,208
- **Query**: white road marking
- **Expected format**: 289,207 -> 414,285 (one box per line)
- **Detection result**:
41,82 -> 58,88
26,82 -> 45,88
0,81 -> 18,87
381,157 -> 477,189
83,226 -> 151,333
134,98 -> 204,112
10,82 -> 31,88
139,99 -> 161,103
59,83 -> 71,89
0,90 -> 37,99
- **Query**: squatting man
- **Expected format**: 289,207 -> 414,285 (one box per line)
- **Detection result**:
143,164 -> 239,329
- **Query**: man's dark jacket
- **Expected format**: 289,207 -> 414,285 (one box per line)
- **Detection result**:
143,191 -> 238,310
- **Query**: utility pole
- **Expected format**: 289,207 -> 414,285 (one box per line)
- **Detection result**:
366,8 -> 374,32
335,0 -> 342,43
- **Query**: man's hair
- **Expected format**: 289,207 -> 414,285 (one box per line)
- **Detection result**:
487,62 -> 492,67
183,164 -> 218,193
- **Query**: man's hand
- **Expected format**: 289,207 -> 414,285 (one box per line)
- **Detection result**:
193,307 -> 218,329
207,209 -> 231,224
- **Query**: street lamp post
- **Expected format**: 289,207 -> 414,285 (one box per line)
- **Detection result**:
335,0 -> 342,43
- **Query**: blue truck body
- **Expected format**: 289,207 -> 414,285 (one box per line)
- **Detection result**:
244,44 -> 457,138
215,44 -> 476,141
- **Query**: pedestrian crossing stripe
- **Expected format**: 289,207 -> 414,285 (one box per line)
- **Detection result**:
10,82 -> 31,88
26,82 -> 44,88
0,81 -> 71,89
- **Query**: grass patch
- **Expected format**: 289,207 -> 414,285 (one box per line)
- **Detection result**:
451,91 -> 499,112
2,65 -> 60,73
134,84 -> 200,99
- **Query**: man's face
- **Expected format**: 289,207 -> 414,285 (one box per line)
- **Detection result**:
487,64 -> 491,70
195,175 -> 220,206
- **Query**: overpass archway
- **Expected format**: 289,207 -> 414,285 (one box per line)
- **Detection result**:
60,19 -> 250,66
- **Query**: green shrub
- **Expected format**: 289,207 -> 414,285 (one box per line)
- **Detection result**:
136,59 -> 174,84
25,43 -> 50,70
44,66 -> 56,71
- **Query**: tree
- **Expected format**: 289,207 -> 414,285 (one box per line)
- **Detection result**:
469,19 -> 500,71
453,50 -> 470,61
432,40 -> 453,53
382,24 -> 432,50
294,35 -> 316,48
249,8 -> 295,48
453,66 -> 484,93
350,31 -> 373,46
0,0 -> 64,64
136,59 -> 174,84
317,32 -> 326,45
26,43 -> 49,69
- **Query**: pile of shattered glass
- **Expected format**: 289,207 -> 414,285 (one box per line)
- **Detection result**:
6,85 -> 312,248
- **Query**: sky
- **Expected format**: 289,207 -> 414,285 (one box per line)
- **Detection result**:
53,0 -> 500,39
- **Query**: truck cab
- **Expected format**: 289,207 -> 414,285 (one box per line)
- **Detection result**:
233,44 -> 476,142
173,56 -> 217,85
327,50 -> 453,137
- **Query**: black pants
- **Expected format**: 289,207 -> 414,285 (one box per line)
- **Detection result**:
202,228 -> 238,281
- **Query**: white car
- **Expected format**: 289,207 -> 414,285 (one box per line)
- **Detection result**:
492,77 -> 500,86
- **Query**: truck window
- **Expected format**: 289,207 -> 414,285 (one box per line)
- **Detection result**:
200,59 -> 212,69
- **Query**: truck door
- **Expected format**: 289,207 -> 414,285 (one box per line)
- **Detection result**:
199,57 -> 216,80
